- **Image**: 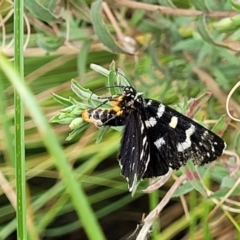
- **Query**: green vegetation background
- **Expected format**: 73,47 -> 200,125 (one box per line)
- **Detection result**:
0,0 -> 240,239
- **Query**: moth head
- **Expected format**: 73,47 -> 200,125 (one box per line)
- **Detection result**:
122,86 -> 143,100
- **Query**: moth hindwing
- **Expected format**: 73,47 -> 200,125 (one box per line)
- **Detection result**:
82,85 -> 226,192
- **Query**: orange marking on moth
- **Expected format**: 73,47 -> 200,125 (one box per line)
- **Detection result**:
110,95 -> 124,116
82,109 -> 104,126
82,109 -> 90,122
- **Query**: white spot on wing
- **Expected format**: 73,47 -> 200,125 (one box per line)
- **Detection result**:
169,116 -> 178,129
146,100 -> 152,106
154,137 -> 165,148
132,162 -> 135,171
119,160 -> 123,169
142,136 -> 147,146
177,124 -> 195,152
129,174 -> 138,192
140,149 -> 144,160
157,104 -> 165,118
145,117 -> 157,128
145,121 -> 150,128
144,154 -> 151,173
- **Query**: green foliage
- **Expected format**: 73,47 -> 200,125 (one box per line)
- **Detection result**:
0,0 -> 240,239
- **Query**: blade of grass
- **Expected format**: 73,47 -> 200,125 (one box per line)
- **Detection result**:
14,1 -> 27,240
0,54 -> 106,240
0,77 -> 15,166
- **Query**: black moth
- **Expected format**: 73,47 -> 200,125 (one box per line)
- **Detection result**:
82,86 -> 226,191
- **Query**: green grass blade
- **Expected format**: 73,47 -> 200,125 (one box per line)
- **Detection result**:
14,1 -> 26,239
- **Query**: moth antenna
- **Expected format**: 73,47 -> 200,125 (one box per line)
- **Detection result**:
90,85 -> 124,100
116,69 -> 132,86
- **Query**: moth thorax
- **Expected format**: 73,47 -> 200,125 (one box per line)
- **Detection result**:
123,98 -> 133,106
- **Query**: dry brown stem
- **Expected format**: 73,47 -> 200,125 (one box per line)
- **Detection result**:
113,0 -> 236,18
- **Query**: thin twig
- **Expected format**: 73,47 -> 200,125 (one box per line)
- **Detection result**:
113,0 -> 236,18
224,150 -> 240,177
226,81 -> 240,122
208,176 -> 240,221
103,2 -> 124,41
142,169 -> 172,193
137,174 -> 186,240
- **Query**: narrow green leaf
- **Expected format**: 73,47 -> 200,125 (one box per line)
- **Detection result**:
213,15 -> 240,33
183,160 -> 207,197
172,39 -> 203,52
204,0 -> 219,10
211,67 -> 229,88
108,61 -> 118,95
96,127 -> 110,143
90,0 -> 127,53
71,79 -> 100,104
90,63 -> 110,77
196,15 -> 229,49
197,15 -> 216,45
189,0 -> 209,11
172,182 -> 194,198
157,0 -> 175,7
36,34 -> 64,52
230,0 -> 240,11
25,0 -> 56,22
51,116 -> 75,124
69,118 -> 83,129
51,92 -> 73,106
70,0 -> 91,22
66,124 -> 88,141
185,92 -> 212,119
77,41 -> 91,79
221,176 -> 236,188
211,114 -> 229,137
210,187 -> 240,198
37,0 -> 62,17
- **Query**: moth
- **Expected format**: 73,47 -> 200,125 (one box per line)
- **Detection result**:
82,86 -> 226,191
